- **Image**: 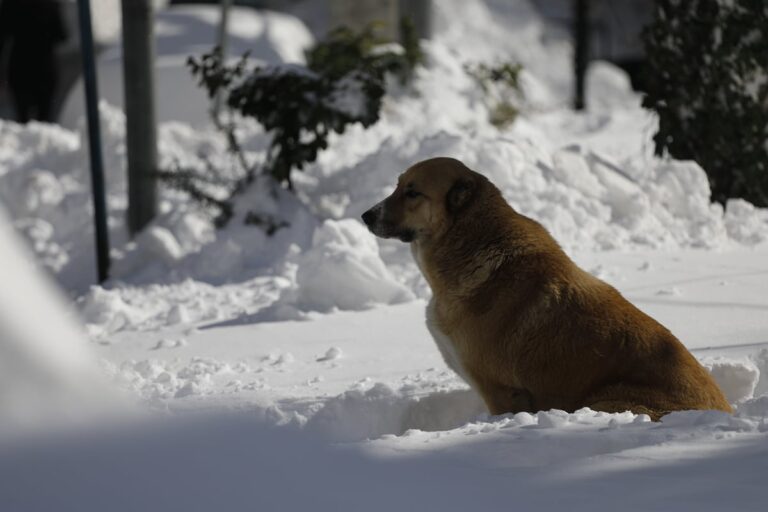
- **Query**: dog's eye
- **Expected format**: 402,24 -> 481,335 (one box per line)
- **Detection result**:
405,190 -> 422,199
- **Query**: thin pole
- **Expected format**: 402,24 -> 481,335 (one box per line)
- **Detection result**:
573,0 -> 589,111
121,0 -> 158,236
76,0 -> 110,283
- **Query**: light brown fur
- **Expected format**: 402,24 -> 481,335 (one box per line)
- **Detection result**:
362,157 -> 732,420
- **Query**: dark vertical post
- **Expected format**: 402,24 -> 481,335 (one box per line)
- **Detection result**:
574,0 -> 590,111
76,0 -> 110,283
399,0 -> 432,39
121,0 -> 157,236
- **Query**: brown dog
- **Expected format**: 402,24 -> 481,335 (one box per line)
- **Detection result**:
362,157 -> 732,420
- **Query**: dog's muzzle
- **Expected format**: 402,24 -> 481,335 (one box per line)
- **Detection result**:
361,203 -> 386,237
362,201 -> 385,232
361,208 -> 378,229
362,202 -> 415,242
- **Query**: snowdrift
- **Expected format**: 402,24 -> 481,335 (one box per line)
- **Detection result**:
0,207 -> 112,431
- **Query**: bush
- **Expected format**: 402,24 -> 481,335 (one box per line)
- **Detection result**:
464,62 -> 524,128
161,23 -> 422,227
643,0 -> 768,206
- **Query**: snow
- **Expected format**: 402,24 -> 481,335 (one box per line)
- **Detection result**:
2,0 -> 768,510
324,73 -> 369,119
69,0 -> 170,44
701,357 -> 760,403
292,219 -> 415,311
0,207 -> 113,433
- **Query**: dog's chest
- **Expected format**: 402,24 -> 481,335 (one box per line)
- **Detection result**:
425,297 -> 475,386
411,242 -> 429,277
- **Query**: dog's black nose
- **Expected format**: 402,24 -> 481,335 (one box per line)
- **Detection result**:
362,209 -> 375,226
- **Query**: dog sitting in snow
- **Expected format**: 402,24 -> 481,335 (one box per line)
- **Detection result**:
362,157 -> 732,420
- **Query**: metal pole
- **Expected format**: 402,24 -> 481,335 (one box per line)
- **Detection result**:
573,0 -> 589,111
212,0 -> 233,121
76,0 -> 110,283
121,0 -> 158,236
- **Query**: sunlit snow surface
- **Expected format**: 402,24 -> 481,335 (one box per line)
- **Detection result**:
1,1 -> 768,510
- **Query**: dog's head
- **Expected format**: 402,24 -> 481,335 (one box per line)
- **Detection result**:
362,157 -> 481,242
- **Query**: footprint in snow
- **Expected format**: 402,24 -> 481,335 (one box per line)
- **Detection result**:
151,338 -> 187,350
317,347 -> 343,362
656,286 -> 682,297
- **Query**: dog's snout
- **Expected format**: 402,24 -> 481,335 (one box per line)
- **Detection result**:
362,209 -> 376,227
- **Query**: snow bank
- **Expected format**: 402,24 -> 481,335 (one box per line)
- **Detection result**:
293,220 -> 414,312
302,127 -> 762,253
750,348 -> 768,398
78,217 -> 412,335
305,384 -> 486,442
701,357 -> 760,404
306,380 -> 768,444
101,351 -> 768,446
586,61 -> 639,110
0,207 -> 112,432
1,1 -> 767,324
0,121 -> 95,288
304,376 -> 768,443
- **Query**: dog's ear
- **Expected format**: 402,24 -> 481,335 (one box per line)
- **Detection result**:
446,176 -> 476,214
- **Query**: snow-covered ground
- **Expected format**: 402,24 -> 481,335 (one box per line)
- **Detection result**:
1,1 -> 768,510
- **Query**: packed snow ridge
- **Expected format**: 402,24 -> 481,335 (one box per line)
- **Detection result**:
2,54 -> 767,330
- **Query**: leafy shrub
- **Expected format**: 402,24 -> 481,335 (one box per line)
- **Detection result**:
643,0 -> 768,206
161,23 -> 422,227
465,62 -> 524,128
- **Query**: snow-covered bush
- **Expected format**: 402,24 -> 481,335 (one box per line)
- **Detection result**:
0,208 -> 111,429
643,0 -> 768,206
163,24 -> 423,227
464,61 -> 524,127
